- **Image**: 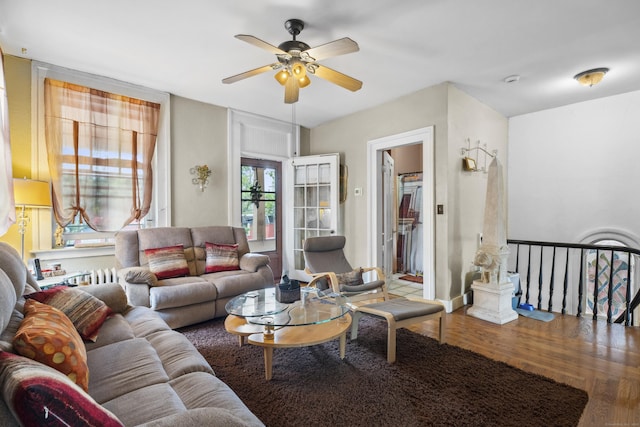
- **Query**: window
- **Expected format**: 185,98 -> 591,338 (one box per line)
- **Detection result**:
241,159 -> 278,252
586,239 -> 634,319
33,62 -> 170,250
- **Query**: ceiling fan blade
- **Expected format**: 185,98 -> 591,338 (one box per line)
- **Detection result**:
222,64 -> 280,84
303,37 -> 359,61
284,77 -> 299,104
312,65 -> 363,92
235,34 -> 286,55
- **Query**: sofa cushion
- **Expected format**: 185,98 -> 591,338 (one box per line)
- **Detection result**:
25,286 -> 112,342
150,281 -> 217,311
124,306 -> 173,338
0,243 -> 36,301
146,245 -> 190,280
0,270 -> 16,335
205,242 -> 240,273
0,351 -> 123,427
84,314 -> 135,352
145,330 -> 214,379
135,407 -> 256,427
101,383 -> 187,426
0,309 -> 22,353
87,338 -> 169,404
169,372 -> 265,426
13,300 -> 89,392
79,283 -> 129,314
206,270 -> 270,299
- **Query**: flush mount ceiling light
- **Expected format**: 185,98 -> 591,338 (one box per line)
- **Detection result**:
503,74 -> 520,84
574,68 -> 609,87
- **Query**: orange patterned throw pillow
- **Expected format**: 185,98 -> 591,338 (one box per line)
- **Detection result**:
145,245 -> 190,279
205,242 -> 240,273
13,299 -> 89,392
25,287 -> 112,342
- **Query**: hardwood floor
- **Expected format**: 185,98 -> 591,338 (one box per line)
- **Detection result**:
407,306 -> 640,427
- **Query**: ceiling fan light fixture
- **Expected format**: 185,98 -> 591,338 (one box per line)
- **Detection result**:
274,69 -> 290,85
292,62 -> 306,79
574,68 -> 609,87
298,75 -> 311,88
223,18 -> 362,104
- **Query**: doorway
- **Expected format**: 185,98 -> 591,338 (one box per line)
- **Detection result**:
241,158 -> 282,281
367,127 -> 435,300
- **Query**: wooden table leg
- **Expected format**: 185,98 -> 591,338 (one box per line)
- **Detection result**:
263,347 -> 273,380
339,331 -> 346,359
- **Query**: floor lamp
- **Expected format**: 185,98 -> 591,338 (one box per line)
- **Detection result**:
13,178 -> 53,261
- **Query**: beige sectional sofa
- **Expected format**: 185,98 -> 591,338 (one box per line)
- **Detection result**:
0,242 -> 263,426
115,226 -> 274,329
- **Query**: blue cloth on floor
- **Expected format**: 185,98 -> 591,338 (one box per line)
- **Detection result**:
515,308 -> 555,322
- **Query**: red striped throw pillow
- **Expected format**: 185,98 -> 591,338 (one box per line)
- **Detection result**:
205,242 -> 240,273
25,287 -> 112,342
0,351 -> 123,427
145,245 -> 190,280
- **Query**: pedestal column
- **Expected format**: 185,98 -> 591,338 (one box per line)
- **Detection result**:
468,280 -> 518,324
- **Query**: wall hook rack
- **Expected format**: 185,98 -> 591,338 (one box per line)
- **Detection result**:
461,138 -> 497,173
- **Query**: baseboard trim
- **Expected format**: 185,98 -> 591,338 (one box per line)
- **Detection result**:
439,295 -> 466,313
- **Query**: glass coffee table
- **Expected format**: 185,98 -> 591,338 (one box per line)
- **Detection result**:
224,287 -> 351,380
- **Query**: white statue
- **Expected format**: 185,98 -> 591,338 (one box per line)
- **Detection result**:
473,157 -> 509,285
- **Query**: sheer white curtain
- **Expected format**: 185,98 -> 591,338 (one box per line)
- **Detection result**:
44,78 -> 160,232
0,48 -> 15,236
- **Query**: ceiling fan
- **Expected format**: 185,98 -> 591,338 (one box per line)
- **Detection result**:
222,18 -> 362,104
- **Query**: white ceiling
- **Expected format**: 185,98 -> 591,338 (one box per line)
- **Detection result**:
1,0 -> 640,128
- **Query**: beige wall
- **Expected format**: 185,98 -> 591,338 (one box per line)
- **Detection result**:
447,85 -> 509,297
309,82 -> 508,304
170,95 -> 229,226
310,83 -> 451,299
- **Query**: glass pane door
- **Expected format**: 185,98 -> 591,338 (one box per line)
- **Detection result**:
241,158 -> 282,280
288,154 -> 339,280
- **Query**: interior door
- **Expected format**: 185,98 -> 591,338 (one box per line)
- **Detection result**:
382,151 -> 395,277
286,153 -> 340,281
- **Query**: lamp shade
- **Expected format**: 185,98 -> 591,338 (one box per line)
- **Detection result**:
274,70 -> 290,86
298,75 -> 311,88
291,62 -> 306,79
13,178 -> 52,208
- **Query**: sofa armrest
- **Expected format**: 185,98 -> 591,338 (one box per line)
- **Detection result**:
117,267 -> 154,307
119,266 -> 158,287
239,253 -> 270,272
79,283 -> 129,314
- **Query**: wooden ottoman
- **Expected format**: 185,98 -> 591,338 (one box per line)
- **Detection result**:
350,297 -> 445,363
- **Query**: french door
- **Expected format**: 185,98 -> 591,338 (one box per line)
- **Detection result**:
286,153 -> 340,281
241,158 -> 282,281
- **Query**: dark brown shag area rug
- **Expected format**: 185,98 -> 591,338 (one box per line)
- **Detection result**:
179,317 -> 588,427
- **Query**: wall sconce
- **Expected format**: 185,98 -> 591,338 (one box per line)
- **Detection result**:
190,165 -> 212,192
13,178 -> 53,260
461,139 -> 497,173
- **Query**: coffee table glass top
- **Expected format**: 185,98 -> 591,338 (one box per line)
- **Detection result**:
225,287 -> 349,327
225,287 -> 289,318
